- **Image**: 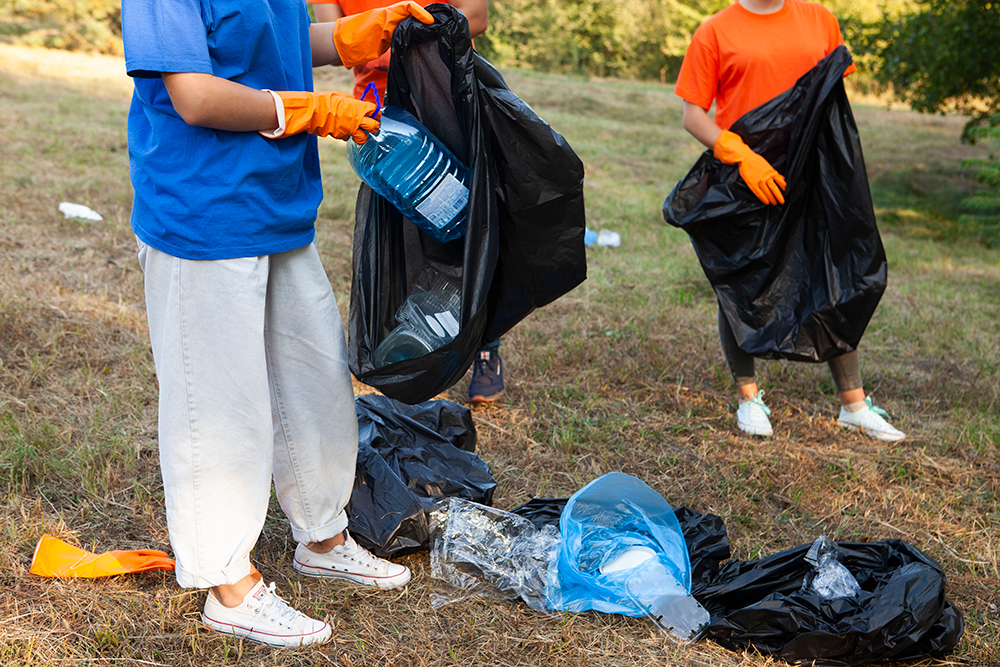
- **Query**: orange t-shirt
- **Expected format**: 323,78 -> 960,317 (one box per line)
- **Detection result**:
675,0 -> 855,130
310,0 -> 444,100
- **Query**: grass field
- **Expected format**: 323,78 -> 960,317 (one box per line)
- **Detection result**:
1,44 -> 998,666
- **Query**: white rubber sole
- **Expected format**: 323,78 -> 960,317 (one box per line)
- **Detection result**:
292,559 -> 411,590
201,613 -> 332,647
738,424 -> 773,437
839,420 -> 905,442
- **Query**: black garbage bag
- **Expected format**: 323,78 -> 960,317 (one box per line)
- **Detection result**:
695,538 -> 964,666
348,4 -> 587,403
663,46 -> 886,362
511,498 -> 961,665
349,394 -> 497,556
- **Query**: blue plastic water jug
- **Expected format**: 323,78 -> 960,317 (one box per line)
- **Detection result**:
347,102 -> 470,244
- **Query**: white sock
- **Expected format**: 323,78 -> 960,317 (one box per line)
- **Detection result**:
843,400 -> 867,413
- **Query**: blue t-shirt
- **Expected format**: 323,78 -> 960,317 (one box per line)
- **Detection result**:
122,0 -> 322,260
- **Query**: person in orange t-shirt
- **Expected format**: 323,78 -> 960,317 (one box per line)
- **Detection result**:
311,0 -> 488,100
674,0 -> 904,442
312,0 -> 507,404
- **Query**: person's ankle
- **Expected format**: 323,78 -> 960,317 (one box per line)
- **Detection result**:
211,571 -> 261,608
842,399 -> 867,413
305,531 -> 346,555
737,383 -> 759,402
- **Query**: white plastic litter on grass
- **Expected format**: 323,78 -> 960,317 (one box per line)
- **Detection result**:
59,202 -> 103,221
596,230 -> 621,247
584,228 -> 622,247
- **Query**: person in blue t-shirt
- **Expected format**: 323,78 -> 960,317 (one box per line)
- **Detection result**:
121,0 -> 433,648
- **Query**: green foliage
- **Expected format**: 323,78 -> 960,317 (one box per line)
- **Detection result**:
960,115 -> 1000,246
852,0 -> 1000,247
855,0 -> 1000,120
477,0 -> 727,81
0,0 -> 122,55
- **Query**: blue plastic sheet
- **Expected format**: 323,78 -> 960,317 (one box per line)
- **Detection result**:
548,472 -> 693,616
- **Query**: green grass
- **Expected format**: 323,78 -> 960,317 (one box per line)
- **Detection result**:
0,44 -> 998,666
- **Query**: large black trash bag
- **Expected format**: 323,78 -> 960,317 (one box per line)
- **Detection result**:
348,4 -> 587,403
694,539 -> 963,666
663,46 -> 887,362
510,499 -> 961,665
348,394 -> 497,557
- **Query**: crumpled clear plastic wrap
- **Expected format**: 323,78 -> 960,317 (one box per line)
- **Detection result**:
801,536 -> 862,600
429,497 -> 560,612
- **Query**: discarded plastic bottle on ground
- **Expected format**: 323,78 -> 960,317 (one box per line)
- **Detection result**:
372,289 -> 461,367
583,227 -> 621,248
347,106 -> 470,244
596,229 -> 621,247
618,549 -> 711,642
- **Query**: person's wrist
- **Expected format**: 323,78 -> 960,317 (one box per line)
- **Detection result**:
713,129 -> 749,165
258,90 -> 286,138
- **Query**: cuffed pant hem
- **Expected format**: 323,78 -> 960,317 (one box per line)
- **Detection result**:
290,510 -> 350,546
174,556 -> 254,589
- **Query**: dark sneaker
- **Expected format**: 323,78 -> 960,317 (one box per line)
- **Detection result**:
468,349 -> 504,403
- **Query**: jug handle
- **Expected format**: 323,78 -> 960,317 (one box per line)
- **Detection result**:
361,82 -> 382,119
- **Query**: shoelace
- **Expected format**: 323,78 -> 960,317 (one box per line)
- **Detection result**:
865,396 -> 889,417
336,539 -> 383,573
250,583 -> 306,629
748,390 -> 771,416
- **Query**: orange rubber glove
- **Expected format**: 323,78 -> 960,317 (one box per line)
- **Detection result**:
713,130 -> 787,206
270,91 -> 379,143
333,1 -> 434,69
29,534 -> 175,578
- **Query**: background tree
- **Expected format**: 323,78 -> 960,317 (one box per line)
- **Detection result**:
856,0 -> 999,131
477,0 -> 728,81
853,0 -> 1000,244
0,0 -> 121,55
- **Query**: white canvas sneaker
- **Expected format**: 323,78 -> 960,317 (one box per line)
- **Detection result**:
293,531 -> 411,589
839,398 -> 905,442
201,579 -> 331,647
736,390 -> 773,437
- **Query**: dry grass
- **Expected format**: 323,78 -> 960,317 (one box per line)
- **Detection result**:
1,45 -> 998,666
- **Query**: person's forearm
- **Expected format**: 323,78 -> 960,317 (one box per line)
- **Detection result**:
312,2 -> 344,23
682,101 -> 723,149
162,73 -> 279,132
310,21 -> 345,67
451,0 -> 488,37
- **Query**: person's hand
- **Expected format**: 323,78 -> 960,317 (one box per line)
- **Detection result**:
268,91 -> 379,143
333,1 -> 434,69
713,130 -> 786,205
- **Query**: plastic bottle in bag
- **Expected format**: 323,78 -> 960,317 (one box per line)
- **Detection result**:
602,546 -> 710,642
372,289 -> 461,367
347,105 -> 470,244
802,536 -> 862,599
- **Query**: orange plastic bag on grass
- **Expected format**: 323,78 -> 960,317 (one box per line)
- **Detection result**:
29,534 -> 174,578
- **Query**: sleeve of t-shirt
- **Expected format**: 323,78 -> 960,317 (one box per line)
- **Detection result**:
823,8 -> 857,77
122,0 -> 212,79
674,24 -> 720,110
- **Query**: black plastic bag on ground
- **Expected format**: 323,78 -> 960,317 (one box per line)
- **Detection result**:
348,5 -> 587,403
694,538 -> 964,666
511,498 -> 961,665
663,46 -> 886,362
349,394 -> 496,556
